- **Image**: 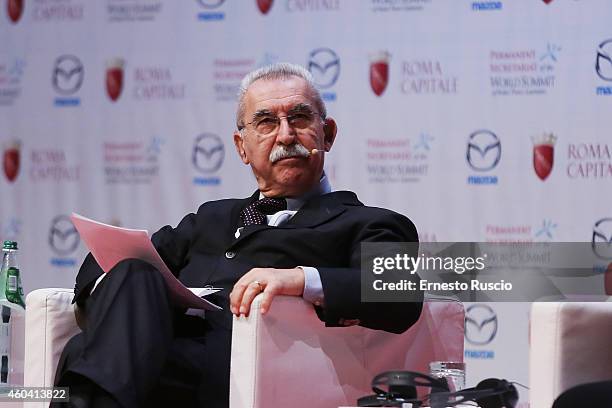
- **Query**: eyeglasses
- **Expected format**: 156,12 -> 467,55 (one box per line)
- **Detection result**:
239,105 -> 322,136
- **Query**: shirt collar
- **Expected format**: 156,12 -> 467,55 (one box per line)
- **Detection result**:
259,172 -> 332,211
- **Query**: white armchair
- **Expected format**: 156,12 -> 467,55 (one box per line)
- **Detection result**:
530,301 -> 612,408
24,289 -> 464,408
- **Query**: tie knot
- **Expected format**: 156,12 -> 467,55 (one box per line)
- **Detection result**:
240,197 -> 287,226
254,197 -> 287,214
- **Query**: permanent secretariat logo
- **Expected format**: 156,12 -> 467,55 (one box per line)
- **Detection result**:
489,43 -> 560,97
48,215 -> 80,267
308,48 -> 340,101
592,218 -> 612,260
0,58 -> 26,106
103,137 -> 163,185
366,133 -> 434,184
465,304 -> 498,346
52,55 -> 84,106
6,0 -> 24,23
192,133 -> 224,186
106,0 -> 162,23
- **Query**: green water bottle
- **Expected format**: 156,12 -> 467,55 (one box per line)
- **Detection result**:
0,240 -> 24,386
0,241 -> 24,310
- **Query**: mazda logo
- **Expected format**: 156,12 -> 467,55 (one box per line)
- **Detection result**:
308,48 -> 340,89
592,218 -> 612,260
197,0 -> 225,8
596,39 -> 612,82
49,215 -> 80,256
466,130 -> 501,172
465,304 -> 498,346
52,55 -> 84,95
192,133 -> 225,174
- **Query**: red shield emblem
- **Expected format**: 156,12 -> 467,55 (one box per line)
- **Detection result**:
7,0 -> 24,23
106,58 -> 125,102
369,51 -> 390,97
257,0 -> 273,14
3,141 -> 20,182
532,133 -> 556,181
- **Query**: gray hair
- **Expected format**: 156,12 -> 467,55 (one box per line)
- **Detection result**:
236,62 -> 327,129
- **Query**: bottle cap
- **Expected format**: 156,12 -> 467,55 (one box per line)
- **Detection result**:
2,241 -> 17,250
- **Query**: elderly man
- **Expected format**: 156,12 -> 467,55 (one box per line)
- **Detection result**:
53,63 -> 423,408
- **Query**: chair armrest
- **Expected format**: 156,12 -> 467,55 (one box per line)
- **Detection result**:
24,288 -> 80,395
530,301 -> 612,408
229,295 -> 464,408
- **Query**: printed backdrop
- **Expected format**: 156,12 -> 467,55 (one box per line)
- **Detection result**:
3,0 -> 612,404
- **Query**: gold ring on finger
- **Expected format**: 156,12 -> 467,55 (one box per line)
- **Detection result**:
251,280 -> 264,292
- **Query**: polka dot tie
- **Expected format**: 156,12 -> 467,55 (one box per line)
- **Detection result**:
240,197 -> 287,226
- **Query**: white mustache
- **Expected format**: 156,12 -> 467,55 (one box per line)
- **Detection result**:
269,143 -> 311,163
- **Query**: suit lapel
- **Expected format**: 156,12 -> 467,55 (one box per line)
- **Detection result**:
280,192 -> 349,228
226,191 -> 259,245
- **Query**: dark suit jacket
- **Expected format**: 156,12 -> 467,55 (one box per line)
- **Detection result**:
73,190 -> 423,404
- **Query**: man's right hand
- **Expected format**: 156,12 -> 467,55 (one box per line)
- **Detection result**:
229,267 -> 305,317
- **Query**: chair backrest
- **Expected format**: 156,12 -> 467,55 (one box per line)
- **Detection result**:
230,295 -> 465,408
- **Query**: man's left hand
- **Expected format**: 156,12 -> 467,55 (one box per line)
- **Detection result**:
229,267 -> 305,317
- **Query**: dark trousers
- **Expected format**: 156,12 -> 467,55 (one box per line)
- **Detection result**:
553,380 -> 612,408
53,259 -> 211,408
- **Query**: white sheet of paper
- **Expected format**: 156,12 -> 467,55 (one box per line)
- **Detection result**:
71,213 -> 222,311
